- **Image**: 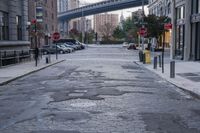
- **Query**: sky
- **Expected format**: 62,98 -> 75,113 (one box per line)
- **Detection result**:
79,0 -> 149,19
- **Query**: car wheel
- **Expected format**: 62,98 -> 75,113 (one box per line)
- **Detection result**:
59,50 -> 64,54
43,51 -> 48,55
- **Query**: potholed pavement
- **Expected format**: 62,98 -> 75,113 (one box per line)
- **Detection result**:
0,45 -> 200,133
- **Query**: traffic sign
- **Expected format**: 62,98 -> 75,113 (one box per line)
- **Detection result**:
52,32 -> 60,41
139,27 -> 147,36
31,19 -> 37,24
164,23 -> 172,30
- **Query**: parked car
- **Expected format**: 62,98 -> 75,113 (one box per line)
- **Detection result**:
127,43 -> 138,50
62,43 -> 76,51
57,43 -> 75,53
66,42 -> 82,50
41,44 -> 69,54
60,44 -> 74,53
55,39 -> 85,50
122,42 -> 129,47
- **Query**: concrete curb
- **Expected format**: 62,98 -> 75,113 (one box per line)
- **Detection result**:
0,60 -> 66,86
135,61 -> 200,99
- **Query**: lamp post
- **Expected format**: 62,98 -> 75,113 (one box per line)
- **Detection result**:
81,8 -> 84,43
31,19 -> 38,67
141,0 -> 145,51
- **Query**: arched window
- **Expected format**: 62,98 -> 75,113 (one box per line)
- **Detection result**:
168,2 -> 171,14
160,7 -> 163,16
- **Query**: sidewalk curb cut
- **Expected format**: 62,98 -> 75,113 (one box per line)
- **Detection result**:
134,61 -> 200,99
0,60 -> 66,86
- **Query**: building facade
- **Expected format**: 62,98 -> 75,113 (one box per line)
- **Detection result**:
0,0 -> 29,51
148,0 -> 172,48
57,0 -> 68,13
149,0 -> 172,17
132,9 -> 143,20
171,0 -> 200,61
28,0 -> 57,47
94,13 -> 119,39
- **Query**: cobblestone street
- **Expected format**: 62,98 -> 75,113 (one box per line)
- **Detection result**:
0,45 -> 200,133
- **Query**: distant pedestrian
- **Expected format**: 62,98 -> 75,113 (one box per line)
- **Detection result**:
35,47 -> 39,66
35,47 -> 39,60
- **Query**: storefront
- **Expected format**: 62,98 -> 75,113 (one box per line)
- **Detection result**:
175,5 -> 185,60
195,22 -> 200,60
191,0 -> 200,60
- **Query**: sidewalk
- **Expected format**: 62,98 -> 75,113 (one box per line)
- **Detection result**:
0,56 -> 65,85
136,57 -> 200,97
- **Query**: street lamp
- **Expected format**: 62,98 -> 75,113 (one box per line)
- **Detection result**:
141,0 -> 145,51
81,7 -> 84,43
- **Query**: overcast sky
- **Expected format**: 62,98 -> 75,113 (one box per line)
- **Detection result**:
79,0 -> 148,19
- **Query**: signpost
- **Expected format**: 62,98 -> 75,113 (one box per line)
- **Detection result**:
139,27 -> 147,37
52,32 -> 60,60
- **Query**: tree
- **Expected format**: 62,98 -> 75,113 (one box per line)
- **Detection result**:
99,23 -> 115,42
112,26 -> 125,40
122,18 -> 139,42
144,14 -> 171,46
69,28 -> 81,40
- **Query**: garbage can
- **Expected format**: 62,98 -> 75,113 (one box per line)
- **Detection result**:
144,50 -> 151,64
139,50 -> 143,62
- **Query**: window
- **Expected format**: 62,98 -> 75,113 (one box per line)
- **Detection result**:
45,24 -> 48,31
52,0 -> 54,8
198,0 -> 200,13
176,6 -> 185,19
168,3 -> 171,14
16,16 -> 22,40
52,13 -> 54,19
0,11 -> 9,40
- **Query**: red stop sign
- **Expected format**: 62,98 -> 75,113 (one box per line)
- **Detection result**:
139,27 -> 147,36
52,32 -> 60,41
31,19 -> 37,24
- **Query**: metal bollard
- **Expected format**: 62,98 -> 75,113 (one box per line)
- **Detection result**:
170,61 -> 175,78
45,56 -> 49,64
153,56 -> 157,69
158,55 -> 162,68
0,51 -> 2,67
143,53 -> 146,64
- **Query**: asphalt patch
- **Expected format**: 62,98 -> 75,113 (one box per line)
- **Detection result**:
50,88 -> 130,102
30,130 -> 80,133
121,65 -> 142,70
43,112 -> 91,122
141,113 -> 199,133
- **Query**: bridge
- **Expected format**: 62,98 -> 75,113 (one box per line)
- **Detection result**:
58,0 -> 148,37
58,0 -> 148,21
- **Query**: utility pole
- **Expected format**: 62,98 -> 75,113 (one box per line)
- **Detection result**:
81,8 -> 84,43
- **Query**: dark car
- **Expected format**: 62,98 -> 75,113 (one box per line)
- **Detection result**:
127,43 -> 138,50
